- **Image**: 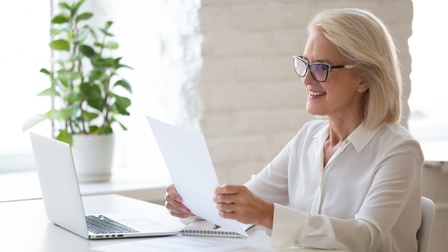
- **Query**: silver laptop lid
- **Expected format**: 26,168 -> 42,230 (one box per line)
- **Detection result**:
30,132 -> 181,240
30,132 -> 89,239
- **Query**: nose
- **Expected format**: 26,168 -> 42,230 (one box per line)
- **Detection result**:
302,67 -> 317,85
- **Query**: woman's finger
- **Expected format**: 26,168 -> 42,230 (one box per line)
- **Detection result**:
165,184 -> 192,217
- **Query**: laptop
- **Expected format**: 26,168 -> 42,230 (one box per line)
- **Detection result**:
29,132 -> 180,239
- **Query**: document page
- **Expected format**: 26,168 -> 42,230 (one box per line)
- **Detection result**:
88,236 -> 247,252
146,116 -> 249,236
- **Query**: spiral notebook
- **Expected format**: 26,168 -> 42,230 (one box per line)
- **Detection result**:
181,220 -> 255,238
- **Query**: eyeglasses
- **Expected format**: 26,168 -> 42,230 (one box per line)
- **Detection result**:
293,56 -> 355,82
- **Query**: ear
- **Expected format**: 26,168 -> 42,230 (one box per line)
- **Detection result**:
356,80 -> 369,93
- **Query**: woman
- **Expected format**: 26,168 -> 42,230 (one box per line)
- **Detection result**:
165,8 -> 423,252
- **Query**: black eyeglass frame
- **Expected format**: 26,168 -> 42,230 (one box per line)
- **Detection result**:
293,55 -> 355,82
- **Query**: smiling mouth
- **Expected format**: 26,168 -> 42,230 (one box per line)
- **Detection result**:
309,90 -> 326,96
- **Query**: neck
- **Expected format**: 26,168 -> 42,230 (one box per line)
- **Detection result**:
327,117 -> 363,145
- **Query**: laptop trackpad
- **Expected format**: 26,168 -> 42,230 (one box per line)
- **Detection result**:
102,213 -> 179,233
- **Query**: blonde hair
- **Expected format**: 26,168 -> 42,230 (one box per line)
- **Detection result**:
308,8 -> 402,129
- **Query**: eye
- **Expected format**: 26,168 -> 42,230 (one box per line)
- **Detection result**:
311,64 -> 328,76
294,57 -> 309,77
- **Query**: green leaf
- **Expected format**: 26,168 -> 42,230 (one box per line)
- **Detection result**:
68,52 -> 84,62
88,70 -> 107,82
80,82 -> 102,98
76,12 -> 93,23
100,28 -> 114,37
37,87 -> 59,97
50,25 -> 70,38
56,69 -> 81,90
72,28 -> 90,43
114,79 -> 132,93
79,44 -> 95,58
84,25 -> 98,41
87,98 -> 104,112
118,121 -> 128,131
22,114 -> 49,131
58,107 -> 78,120
114,57 -> 133,70
117,64 -> 133,70
40,68 -> 51,76
55,130 -> 72,145
49,39 -> 70,51
70,0 -> 85,19
105,41 -> 119,50
104,21 -> 113,30
87,126 -> 98,134
73,0 -> 85,10
64,91 -> 81,104
58,2 -> 71,11
113,95 -> 131,115
44,109 -> 58,118
81,110 -> 99,122
57,69 -> 82,82
98,125 -> 113,134
51,14 -> 70,24
91,57 -> 115,69
80,83 -> 103,111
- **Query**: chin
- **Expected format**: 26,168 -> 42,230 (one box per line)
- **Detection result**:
306,107 -> 322,116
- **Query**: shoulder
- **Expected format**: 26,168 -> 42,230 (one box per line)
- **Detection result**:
380,123 -> 417,142
377,123 -> 424,159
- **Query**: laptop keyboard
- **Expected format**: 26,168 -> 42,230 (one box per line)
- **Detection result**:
86,215 -> 139,234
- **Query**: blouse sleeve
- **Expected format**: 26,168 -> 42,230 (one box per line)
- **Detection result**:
244,135 -> 297,205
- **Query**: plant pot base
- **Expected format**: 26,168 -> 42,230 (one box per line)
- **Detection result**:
78,173 -> 112,183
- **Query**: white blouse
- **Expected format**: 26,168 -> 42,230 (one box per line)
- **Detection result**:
245,120 -> 424,252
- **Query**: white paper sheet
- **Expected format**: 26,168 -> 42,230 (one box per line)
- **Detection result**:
146,116 -> 249,236
88,236 -> 247,252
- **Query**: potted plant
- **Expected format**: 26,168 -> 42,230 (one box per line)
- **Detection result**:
23,0 -> 132,182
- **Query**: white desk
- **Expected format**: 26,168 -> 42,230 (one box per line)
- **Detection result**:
0,194 -> 342,252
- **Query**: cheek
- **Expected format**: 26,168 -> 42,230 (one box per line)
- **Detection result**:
325,73 -> 363,94
322,81 -> 359,103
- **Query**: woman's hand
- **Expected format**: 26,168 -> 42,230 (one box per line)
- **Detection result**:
165,184 -> 193,218
214,185 -> 274,229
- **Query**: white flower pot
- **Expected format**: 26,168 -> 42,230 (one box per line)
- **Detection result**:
71,134 -> 115,183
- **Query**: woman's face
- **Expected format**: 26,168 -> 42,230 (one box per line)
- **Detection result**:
301,33 -> 368,121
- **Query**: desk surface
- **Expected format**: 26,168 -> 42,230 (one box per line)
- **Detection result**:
0,194 -> 341,252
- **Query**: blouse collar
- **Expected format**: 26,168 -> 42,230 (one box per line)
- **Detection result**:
313,121 -> 383,153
